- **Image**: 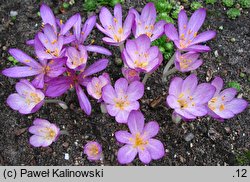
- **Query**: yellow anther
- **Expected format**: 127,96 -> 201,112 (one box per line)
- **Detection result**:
219,104 -> 225,111
51,39 -> 57,44
150,25 -> 154,30
46,49 -> 51,54
180,33 -> 185,40
60,19 -> 63,25
145,26 -> 149,30
178,93 -> 185,99
114,18 -> 118,23
118,27 -> 123,34
114,34 -> 121,42
25,60 -> 31,63
146,32 -> 152,38
193,32 -> 197,38
177,99 -> 188,109
183,24 -> 187,29
210,97 -> 217,103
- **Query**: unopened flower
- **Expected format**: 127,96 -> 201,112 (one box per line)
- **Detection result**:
87,73 -> 110,101
122,67 -> 140,83
130,2 -> 166,41
207,77 -> 248,120
66,45 -> 87,70
46,59 -> 109,115
174,51 -> 203,72
122,35 -> 163,73
96,4 -> 134,46
84,141 -> 103,161
29,118 -> 60,147
165,8 -> 216,52
166,74 -> 215,120
115,111 -> 164,164
7,79 -> 45,114
2,48 -> 66,88
102,78 -> 144,123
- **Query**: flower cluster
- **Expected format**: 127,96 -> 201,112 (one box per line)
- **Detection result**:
2,2 -> 248,166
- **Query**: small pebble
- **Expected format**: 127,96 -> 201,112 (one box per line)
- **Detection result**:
64,153 -> 69,160
146,87 -> 150,90
184,133 -> 194,142
214,50 -> 219,57
62,142 -> 69,148
218,26 -> 223,30
230,38 -> 236,42
10,11 -> 18,17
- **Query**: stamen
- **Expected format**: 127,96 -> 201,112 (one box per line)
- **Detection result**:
219,104 -> 225,111
118,27 -> 123,34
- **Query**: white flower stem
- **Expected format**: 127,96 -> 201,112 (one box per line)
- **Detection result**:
142,73 -> 151,84
119,43 -> 124,53
60,130 -> 70,136
162,54 -> 176,82
45,99 -> 68,110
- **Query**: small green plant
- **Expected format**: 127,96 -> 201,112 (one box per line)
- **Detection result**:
158,12 -> 174,23
155,0 -> 173,13
236,151 -> 250,165
238,0 -> 250,8
227,8 -> 241,19
83,0 -> 97,11
109,0 -> 124,7
152,35 -> 174,61
190,2 -> 203,10
171,7 -> 181,19
222,0 -> 235,7
62,2 -> 70,9
7,56 -> 18,65
227,81 -> 241,91
205,0 -> 217,4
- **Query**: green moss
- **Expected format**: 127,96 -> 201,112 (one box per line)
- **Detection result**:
238,0 -> 250,8
205,0 -> 217,4
155,0 -> 172,13
109,0 -> 124,7
236,151 -> 250,165
7,56 -> 19,65
222,0 -> 235,7
227,81 -> 241,91
227,8 -> 241,19
158,12 -> 174,23
63,2 -> 70,9
83,0 -> 97,11
190,2 -> 203,11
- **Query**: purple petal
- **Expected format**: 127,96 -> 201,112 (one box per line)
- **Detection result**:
60,13 -> 80,35
151,20 -> 165,41
63,35 -> 76,44
102,85 -> 117,104
102,37 -> 120,46
40,4 -> 57,33
141,2 -> 156,25
166,95 -> 180,109
138,148 -> 152,164
115,78 -> 128,95
115,110 -> 130,123
123,12 -> 134,35
75,84 -> 91,115
85,45 -> 112,56
191,31 -> 216,45
169,77 -> 183,97
185,105 -> 208,117
32,73 -> 45,89
211,76 -> 224,95
216,109 -> 235,119
117,145 -> 137,164
46,59 -> 66,77
106,105 -> 119,116
184,45 -> 211,52
2,66 -> 41,78
6,93 -> 25,111
125,101 -> 140,112
33,118 -> 51,127
178,10 -> 188,37
175,108 -> 196,119
114,4 -> 122,27
182,74 -> 198,93
128,110 -> 145,135
219,88 -> 237,102
127,81 -> 144,101
29,135 -> 45,147
225,99 -> 248,114
193,83 -> 215,104
135,34 -> 151,51
146,139 -> 165,160
83,59 -> 109,77
9,48 -> 42,68
115,131 -> 133,144
45,77 -> 71,97
26,39 -> 34,46
164,23 -> 179,41
81,15 -> 96,42
99,7 -> 113,29
187,8 -> 206,35
143,121 -> 159,139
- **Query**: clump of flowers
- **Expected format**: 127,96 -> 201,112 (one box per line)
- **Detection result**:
29,119 -> 60,147
84,141 -> 103,161
115,111 -> 164,164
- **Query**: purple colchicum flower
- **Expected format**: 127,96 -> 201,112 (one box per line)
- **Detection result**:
122,35 -> 163,73
29,118 -> 60,147
96,4 -> 134,46
84,141 -> 103,161
130,2 -> 166,41
7,79 -> 45,114
102,78 -> 144,123
122,67 -> 140,83
65,45 -> 87,70
207,77 -> 248,120
46,59 -> 109,115
166,74 -> 215,120
165,8 -> 216,52
87,73 -> 110,101
174,51 -> 203,72
2,48 -> 66,89
115,111 -> 164,164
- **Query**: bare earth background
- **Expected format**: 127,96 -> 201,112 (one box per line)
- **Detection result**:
0,0 -> 249,165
